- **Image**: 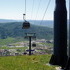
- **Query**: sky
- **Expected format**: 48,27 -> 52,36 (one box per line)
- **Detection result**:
0,0 -> 69,20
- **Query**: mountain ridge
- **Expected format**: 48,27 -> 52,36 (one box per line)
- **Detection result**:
0,22 -> 53,40
0,19 -> 53,28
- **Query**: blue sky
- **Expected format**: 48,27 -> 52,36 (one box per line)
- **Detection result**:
0,0 -> 69,20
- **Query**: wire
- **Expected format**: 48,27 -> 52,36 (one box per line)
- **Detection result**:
34,0 -> 42,24
37,0 -> 51,38
25,0 -> 26,14
23,0 -> 26,20
39,0 -> 51,25
31,0 -> 34,20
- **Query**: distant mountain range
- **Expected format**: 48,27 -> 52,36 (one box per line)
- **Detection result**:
29,20 -> 53,28
0,19 -> 53,28
0,19 -> 17,23
0,19 -> 69,40
0,19 -> 69,28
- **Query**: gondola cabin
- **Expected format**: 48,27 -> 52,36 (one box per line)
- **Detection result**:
32,43 -> 36,47
22,21 -> 30,29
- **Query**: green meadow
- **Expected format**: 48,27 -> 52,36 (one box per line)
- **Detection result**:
0,55 -> 56,70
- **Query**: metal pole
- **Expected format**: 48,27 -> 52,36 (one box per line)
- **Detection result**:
29,37 -> 31,55
69,1 -> 70,57
49,0 -> 68,69
64,2 -> 70,70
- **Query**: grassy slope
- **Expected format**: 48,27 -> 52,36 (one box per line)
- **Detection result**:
0,46 -> 27,50
0,37 -> 17,45
0,37 -> 25,45
0,22 -> 53,40
0,55 -> 56,70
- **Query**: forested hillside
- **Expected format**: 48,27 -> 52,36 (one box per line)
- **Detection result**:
0,22 -> 53,40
